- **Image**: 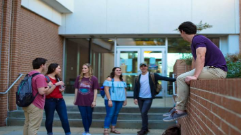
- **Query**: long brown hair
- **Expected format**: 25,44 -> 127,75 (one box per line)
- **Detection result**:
46,63 -> 61,81
110,67 -> 123,81
79,63 -> 93,82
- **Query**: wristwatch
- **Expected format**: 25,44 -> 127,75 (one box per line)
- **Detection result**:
108,99 -> 111,101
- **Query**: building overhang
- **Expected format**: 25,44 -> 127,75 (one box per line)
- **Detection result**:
60,34 -> 232,39
40,0 -> 73,13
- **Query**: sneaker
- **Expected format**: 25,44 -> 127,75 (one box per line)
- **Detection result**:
163,107 -> 176,117
85,133 -> 91,135
82,132 -> 86,135
163,111 -> 187,122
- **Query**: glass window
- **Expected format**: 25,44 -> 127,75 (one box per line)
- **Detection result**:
119,51 -> 138,91
117,38 -> 165,46
65,39 -> 89,94
208,37 -> 220,48
91,38 -> 114,85
64,38 -> 114,94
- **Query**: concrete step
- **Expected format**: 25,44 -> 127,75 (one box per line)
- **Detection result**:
8,110 -> 167,120
9,106 -> 175,129
17,106 -> 171,113
7,118 -> 175,129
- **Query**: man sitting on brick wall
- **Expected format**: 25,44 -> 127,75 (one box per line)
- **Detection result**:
163,21 -> 227,122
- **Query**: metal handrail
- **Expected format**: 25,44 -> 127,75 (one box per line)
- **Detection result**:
0,73 -> 24,94
172,73 -> 176,95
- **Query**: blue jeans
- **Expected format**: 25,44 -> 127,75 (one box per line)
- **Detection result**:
78,106 -> 93,132
138,98 -> 153,131
44,98 -> 71,135
104,100 -> 124,128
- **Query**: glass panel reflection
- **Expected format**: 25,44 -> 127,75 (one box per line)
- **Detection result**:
119,51 -> 138,91
143,51 -> 163,95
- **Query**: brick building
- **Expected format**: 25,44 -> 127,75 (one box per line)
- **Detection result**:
0,0 -> 63,126
0,0 -> 240,127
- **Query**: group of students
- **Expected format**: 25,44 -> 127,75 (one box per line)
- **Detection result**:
22,58 -> 129,135
22,21 -> 228,135
22,57 -> 176,135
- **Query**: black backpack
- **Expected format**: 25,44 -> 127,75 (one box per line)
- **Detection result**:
162,125 -> 181,135
16,73 -> 40,107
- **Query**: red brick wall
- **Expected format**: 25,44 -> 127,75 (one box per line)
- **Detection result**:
173,59 -> 192,93
173,59 -> 192,77
178,79 -> 241,135
0,2 -> 63,126
7,7 -> 64,110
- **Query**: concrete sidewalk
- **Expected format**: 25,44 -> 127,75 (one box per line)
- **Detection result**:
0,126 -> 165,135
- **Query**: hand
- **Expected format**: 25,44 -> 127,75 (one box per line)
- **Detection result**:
56,81 -> 64,86
185,76 -> 197,85
59,88 -> 65,92
91,101 -> 96,108
48,82 -> 53,86
59,86 -> 65,92
123,100 -> 127,106
73,100 -> 76,105
134,99 -> 138,105
108,100 -> 113,107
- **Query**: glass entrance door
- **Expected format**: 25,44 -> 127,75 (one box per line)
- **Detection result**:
116,48 -> 141,97
116,47 -> 167,97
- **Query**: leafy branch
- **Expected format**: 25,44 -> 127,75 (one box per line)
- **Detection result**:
175,21 -> 212,32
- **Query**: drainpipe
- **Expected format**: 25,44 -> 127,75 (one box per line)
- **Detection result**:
5,0 -> 14,126
0,0 -> 5,78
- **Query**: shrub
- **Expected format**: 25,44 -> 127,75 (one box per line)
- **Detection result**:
225,53 -> 241,78
181,55 -> 193,66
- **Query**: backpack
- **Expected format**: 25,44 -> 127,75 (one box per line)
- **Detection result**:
162,125 -> 181,135
136,72 -> 162,95
100,78 -> 114,98
16,73 -> 40,107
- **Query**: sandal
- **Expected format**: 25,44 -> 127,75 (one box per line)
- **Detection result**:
111,129 -> 121,134
103,129 -> 109,135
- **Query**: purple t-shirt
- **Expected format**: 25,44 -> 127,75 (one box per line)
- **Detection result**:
29,70 -> 48,109
74,76 -> 99,106
191,35 -> 227,71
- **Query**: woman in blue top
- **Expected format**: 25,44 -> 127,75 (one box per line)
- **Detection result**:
103,67 -> 127,135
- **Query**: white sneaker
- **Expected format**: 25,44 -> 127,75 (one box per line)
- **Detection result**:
85,133 -> 91,135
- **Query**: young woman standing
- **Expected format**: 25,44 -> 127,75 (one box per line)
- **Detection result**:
73,63 -> 99,135
45,63 -> 71,135
103,67 -> 127,135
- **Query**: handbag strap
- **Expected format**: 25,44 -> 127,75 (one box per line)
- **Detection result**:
111,78 -> 115,93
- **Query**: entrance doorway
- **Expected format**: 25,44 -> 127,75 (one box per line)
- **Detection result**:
116,46 -> 167,97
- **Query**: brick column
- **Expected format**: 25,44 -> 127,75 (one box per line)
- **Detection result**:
0,0 -> 13,126
8,0 -> 21,111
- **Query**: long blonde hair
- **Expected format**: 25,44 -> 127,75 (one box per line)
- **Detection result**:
79,63 -> 93,82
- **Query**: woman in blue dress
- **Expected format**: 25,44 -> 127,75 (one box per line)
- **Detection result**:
103,67 -> 127,135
